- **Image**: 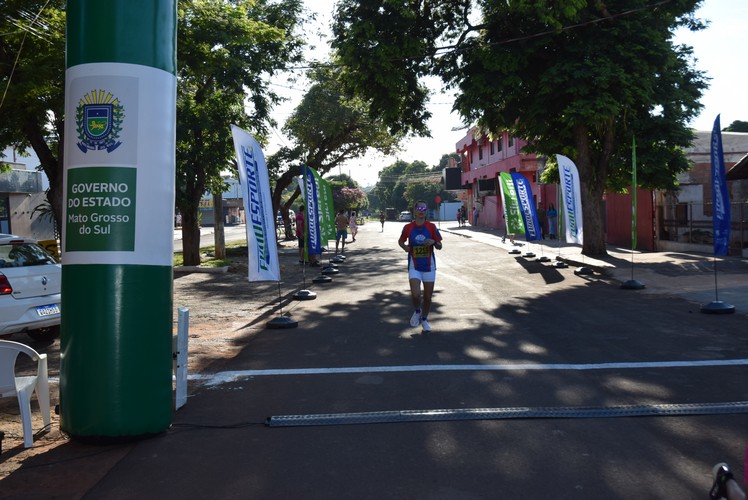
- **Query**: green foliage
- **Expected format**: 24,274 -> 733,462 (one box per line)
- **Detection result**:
327,173 -> 360,188
269,64 -> 403,221
723,120 -> 748,133
176,0 -> 305,264
371,159 -> 439,212
0,1 -> 66,228
403,179 -> 446,210
333,0 -> 708,255
332,0 -> 468,136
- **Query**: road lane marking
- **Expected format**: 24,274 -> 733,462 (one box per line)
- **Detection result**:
187,358 -> 748,386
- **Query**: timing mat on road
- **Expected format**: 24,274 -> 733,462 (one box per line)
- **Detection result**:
266,401 -> 748,427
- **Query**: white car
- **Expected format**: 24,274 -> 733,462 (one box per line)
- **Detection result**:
0,234 -> 61,341
399,211 -> 413,222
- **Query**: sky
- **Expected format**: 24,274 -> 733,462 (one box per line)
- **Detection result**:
265,0 -> 748,188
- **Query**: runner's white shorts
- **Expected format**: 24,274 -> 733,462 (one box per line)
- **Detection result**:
408,262 -> 436,283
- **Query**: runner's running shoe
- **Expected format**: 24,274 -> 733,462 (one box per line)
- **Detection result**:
410,311 -> 422,327
421,319 -> 432,333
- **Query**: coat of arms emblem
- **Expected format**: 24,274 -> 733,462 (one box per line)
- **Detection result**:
76,90 -> 125,153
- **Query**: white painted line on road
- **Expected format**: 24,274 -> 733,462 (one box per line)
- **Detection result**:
189,359 -> 748,387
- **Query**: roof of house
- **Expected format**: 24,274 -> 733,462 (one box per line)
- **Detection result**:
727,153 -> 748,180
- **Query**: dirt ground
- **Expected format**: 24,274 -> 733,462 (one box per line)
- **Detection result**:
0,239 -> 309,478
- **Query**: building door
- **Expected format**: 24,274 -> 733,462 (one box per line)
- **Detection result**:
0,195 -> 9,233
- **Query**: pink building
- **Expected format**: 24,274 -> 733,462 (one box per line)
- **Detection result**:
455,127 -> 551,232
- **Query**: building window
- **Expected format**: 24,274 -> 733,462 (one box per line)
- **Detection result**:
490,140 -> 495,155
478,144 -> 483,161
497,137 -> 503,152
508,136 -> 514,148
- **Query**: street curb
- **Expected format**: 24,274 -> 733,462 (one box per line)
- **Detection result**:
174,266 -> 229,274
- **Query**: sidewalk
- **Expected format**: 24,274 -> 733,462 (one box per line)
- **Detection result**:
441,222 -> 748,314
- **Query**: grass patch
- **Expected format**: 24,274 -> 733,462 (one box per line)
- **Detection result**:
174,241 -> 247,267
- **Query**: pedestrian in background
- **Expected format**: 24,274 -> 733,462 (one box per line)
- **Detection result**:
349,211 -> 358,242
295,205 -> 319,266
335,209 -> 349,254
537,203 -> 547,239
547,204 -> 558,240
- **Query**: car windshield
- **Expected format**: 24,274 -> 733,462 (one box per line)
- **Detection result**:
0,242 -> 57,268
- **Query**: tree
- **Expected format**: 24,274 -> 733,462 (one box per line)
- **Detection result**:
268,65 -> 403,232
333,0 -> 708,256
403,179 -> 444,211
0,1 -> 66,232
176,0 -> 305,265
723,120 -> 748,133
0,0 -> 305,259
372,159 -> 429,212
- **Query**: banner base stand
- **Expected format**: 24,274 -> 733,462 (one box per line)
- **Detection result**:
508,249 -> 521,255
574,267 -> 594,276
553,261 -> 568,268
621,279 -> 645,290
330,256 -> 345,263
701,301 -> 735,315
267,316 -> 298,329
321,267 -> 339,275
293,290 -> 317,300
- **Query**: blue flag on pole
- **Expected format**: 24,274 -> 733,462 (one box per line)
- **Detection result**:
510,172 -> 542,241
710,115 -> 731,256
302,165 -> 322,255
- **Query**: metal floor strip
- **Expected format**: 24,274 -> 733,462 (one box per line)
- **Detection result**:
266,401 -> 748,427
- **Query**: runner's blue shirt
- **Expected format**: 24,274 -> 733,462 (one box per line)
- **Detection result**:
399,221 -> 442,272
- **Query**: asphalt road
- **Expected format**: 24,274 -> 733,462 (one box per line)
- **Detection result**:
84,219 -> 748,499
7,220 -> 745,499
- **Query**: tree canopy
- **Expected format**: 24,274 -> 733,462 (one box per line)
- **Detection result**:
268,65 -> 403,232
370,158 -> 453,212
723,120 -> 748,133
176,0 -> 305,264
332,0 -> 708,256
0,1 -> 66,231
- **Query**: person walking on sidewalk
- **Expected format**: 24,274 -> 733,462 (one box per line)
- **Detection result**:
379,211 -> 386,231
547,204 -> 558,240
473,205 -> 480,227
295,205 -> 319,266
349,211 -> 358,242
398,200 -> 443,333
335,209 -> 349,254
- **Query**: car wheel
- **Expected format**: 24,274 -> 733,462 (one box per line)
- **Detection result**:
27,325 -> 60,341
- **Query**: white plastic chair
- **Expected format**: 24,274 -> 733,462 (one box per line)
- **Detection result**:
0,340 -> 51,448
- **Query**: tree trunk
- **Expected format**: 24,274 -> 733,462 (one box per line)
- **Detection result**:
573,123 -> 609,257
580,181 -> 607,256
181,209 -> 202,266
213,193 -> 225,259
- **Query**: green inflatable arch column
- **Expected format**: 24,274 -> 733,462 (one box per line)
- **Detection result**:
60,0 -> 177,440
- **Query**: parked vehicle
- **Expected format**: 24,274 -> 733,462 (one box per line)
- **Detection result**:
399,211 -> 413,222
0,235 -> 61,341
